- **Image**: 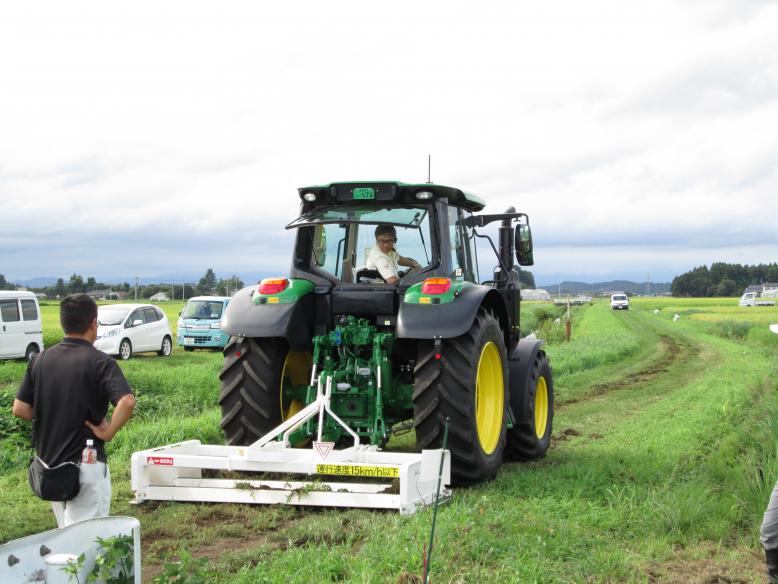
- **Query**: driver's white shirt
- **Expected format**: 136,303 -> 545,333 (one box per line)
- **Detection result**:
366,245 -> 400,281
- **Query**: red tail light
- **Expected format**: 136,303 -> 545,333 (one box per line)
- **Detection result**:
258,277 -> 288,295
421,277 -> 451,295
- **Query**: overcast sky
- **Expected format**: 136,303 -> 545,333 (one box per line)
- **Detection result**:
2,1 -> 777,286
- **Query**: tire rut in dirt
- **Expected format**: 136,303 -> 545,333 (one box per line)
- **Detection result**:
557,334 -> 696,408
219,337 -> 285,445
413,309 -> 508,486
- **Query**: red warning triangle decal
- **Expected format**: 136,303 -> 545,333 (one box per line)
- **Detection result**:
313,441 -> 335,461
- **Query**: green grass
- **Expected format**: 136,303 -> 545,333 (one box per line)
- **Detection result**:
1,298 -> 777,582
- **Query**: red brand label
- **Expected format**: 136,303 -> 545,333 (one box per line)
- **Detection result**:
147,456 -> 174,466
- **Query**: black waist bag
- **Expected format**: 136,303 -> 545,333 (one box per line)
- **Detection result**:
28,457 -> 80,501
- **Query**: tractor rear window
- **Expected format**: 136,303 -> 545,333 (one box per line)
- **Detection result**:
290,204 -> 433,283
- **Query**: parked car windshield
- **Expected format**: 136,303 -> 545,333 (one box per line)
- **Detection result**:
612,295 -> 627,301
183,300 -> 225,319
98,306 -> 131,326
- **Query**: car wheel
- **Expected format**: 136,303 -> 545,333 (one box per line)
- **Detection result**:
158,336 -> 172,357
25,344 -> 40,362
119,339 -> 132,360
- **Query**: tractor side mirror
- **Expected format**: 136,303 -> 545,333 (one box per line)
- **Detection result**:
515,224 -> 534,266
313,224 -> 327,267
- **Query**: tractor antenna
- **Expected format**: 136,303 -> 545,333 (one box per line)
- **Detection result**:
427,154 -> 432,183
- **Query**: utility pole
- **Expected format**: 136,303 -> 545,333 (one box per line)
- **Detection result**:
134,276 -> 138,300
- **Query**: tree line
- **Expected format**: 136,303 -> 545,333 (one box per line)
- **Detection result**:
0,270 -> 244,300
671,262 -> 778,297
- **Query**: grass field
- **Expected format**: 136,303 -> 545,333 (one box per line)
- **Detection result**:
1,298 -> 777,582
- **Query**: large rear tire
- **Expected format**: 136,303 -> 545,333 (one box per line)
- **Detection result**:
219,337 -> 311,446
413,310 -> 508,485
505,350 -> 554,460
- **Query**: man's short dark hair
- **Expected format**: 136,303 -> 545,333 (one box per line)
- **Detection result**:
375,225 -> 397,240
60,294 -> 98,335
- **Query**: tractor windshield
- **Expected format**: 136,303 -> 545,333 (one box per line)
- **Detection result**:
288,204 -> 433,283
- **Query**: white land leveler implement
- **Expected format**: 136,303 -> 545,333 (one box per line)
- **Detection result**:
131,375 -> 451,515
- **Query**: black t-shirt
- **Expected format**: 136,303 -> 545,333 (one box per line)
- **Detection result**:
16,337 -> 133,465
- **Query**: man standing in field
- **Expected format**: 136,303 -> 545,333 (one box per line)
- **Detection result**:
12,294 -> 136,527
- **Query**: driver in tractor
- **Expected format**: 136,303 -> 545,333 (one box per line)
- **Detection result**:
366,225 -> 422,284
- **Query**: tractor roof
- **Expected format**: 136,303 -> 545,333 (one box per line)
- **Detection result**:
297,181 -> 486,212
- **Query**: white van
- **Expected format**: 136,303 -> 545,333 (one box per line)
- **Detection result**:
0,291 -> 44,360
610,293 -> 630,310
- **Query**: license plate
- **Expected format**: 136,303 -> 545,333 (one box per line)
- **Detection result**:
184,337 -> 195,345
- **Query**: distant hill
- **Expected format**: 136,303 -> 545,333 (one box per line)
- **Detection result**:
13,276 -> 59,288
14,273 -> 268,289
537,280 -> 671,296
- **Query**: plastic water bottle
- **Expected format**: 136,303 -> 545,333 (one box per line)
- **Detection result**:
81,439 -> 97,464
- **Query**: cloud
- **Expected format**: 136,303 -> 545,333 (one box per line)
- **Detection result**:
1,1 -> 777,285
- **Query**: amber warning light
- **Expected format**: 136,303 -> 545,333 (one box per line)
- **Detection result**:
259,278 -> 288,295
421,277 -> 451,295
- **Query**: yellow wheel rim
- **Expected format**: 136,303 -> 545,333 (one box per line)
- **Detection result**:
280,351 -> 312,421
475,341 -> 504,455
535,376 -> 549,439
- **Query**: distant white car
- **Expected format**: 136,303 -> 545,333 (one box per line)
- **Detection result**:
95,304 -> 173,360
610,294 -> 630,310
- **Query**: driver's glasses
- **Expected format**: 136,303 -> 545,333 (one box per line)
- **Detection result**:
377,238 -> 396,245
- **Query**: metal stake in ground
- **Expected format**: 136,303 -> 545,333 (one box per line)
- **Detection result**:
423,417 -> 450,584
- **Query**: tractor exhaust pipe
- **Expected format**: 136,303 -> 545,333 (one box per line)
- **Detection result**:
499,206 -> 515,271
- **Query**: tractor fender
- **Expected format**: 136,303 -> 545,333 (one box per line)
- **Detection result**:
221,286 -> 314,350
396,285 -> 508,340
507,337 -> 546,423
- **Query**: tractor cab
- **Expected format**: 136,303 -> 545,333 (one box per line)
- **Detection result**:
288,182 -> 484,287
284,182 -> 489,332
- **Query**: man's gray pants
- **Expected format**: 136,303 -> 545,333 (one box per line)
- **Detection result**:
51,462 -> 111,528
762,480 -> 778,550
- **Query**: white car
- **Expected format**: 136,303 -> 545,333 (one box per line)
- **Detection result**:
95,304 -> 173,360
610,294 -> 630,310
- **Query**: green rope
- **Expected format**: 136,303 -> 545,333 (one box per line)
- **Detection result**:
423,417 -> 449,584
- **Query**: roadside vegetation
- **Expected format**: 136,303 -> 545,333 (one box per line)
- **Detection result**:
1,298 -> 777,582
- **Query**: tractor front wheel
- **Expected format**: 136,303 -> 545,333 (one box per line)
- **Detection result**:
413,309 -> 508,485
219,337 -> 311,446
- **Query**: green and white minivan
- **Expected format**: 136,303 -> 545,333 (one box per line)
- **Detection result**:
177,296 -> 231,351
0,291 -> 44,361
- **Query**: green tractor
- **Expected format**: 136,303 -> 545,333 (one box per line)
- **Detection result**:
219,182 -> 554,485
